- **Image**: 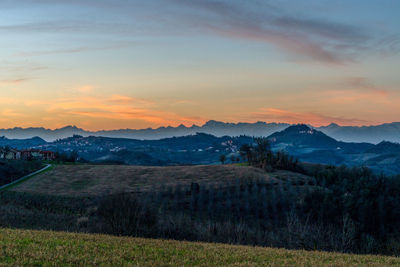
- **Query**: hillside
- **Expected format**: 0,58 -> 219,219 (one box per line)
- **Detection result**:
35,133 -> 253,165
12,164 -> 304,197
266,125 -> 400,174
1,164 -> 314,246
268,124 -> 339,150
0,136 -> 46,149
267,124 -> 374,153
366,141 -> 400,154
3,163 -> 400,255
0,228 -> 398,266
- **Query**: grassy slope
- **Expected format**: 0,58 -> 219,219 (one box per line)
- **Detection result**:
1,228 -> 399,266
0,164 -> 313,235
12,164 -> 309,197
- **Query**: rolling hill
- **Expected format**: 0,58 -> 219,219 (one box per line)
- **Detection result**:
34,133 -> 253,165
1,164 -> 311,240
2,163 -> 400,256
366,141 -> 400,154
0,136 -> 46,149
266,124 -> 400,174
268,124 -> 339,150
11,164 -> 294,197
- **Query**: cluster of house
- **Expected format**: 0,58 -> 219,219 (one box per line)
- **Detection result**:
0,148 -> 56,161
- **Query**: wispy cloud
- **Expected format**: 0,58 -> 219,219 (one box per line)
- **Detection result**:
108,95 -> 154,106
171,0 -> 381,64
272,16 -> 368,42
318,77 -> 394,105
2,0 -> 395,64
320,89 -> 391,106
0,108 -> 27,118
44,93 -> 206,127
0,63 -> 47,86
0,78 -> 29,84
14,42 -> 141,57
342,76 -> 389,97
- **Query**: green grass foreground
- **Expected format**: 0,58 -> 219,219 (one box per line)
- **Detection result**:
0,228 -> 399,266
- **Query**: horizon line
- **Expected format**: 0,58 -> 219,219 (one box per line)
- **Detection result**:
0,120 -> 400,132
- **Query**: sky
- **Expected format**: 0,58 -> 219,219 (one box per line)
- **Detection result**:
0,0 -> 399,130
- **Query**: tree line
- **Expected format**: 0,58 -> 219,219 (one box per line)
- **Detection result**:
237,138 -> 303,173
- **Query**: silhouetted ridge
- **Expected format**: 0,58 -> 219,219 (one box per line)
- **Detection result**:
366,141 -> 400,154
268,124 -> 338,149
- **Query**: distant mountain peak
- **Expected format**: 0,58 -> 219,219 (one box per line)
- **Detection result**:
268,124 -> 338,150
61,125 -> 83,130
326,123 -> 340,128
30,136 -> 46,141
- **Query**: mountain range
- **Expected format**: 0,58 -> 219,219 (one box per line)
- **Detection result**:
0,121 -> 287,142
1,121 -> 400,144
318,122 -> 400,144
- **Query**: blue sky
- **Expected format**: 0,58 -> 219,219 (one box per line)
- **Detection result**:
0,0 -> 399,130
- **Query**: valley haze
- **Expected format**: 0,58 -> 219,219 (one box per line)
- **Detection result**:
1,120 -> 400,144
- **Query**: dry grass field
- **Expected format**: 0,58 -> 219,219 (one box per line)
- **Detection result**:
11,164 -> 309,197
0,227 -> 399,266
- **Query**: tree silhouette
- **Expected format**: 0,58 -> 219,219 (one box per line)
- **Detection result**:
219,154 -> 226,164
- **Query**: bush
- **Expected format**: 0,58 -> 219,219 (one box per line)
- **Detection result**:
97,193 -> 157,236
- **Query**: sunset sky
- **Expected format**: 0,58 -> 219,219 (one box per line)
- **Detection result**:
1,0 -> 399,130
